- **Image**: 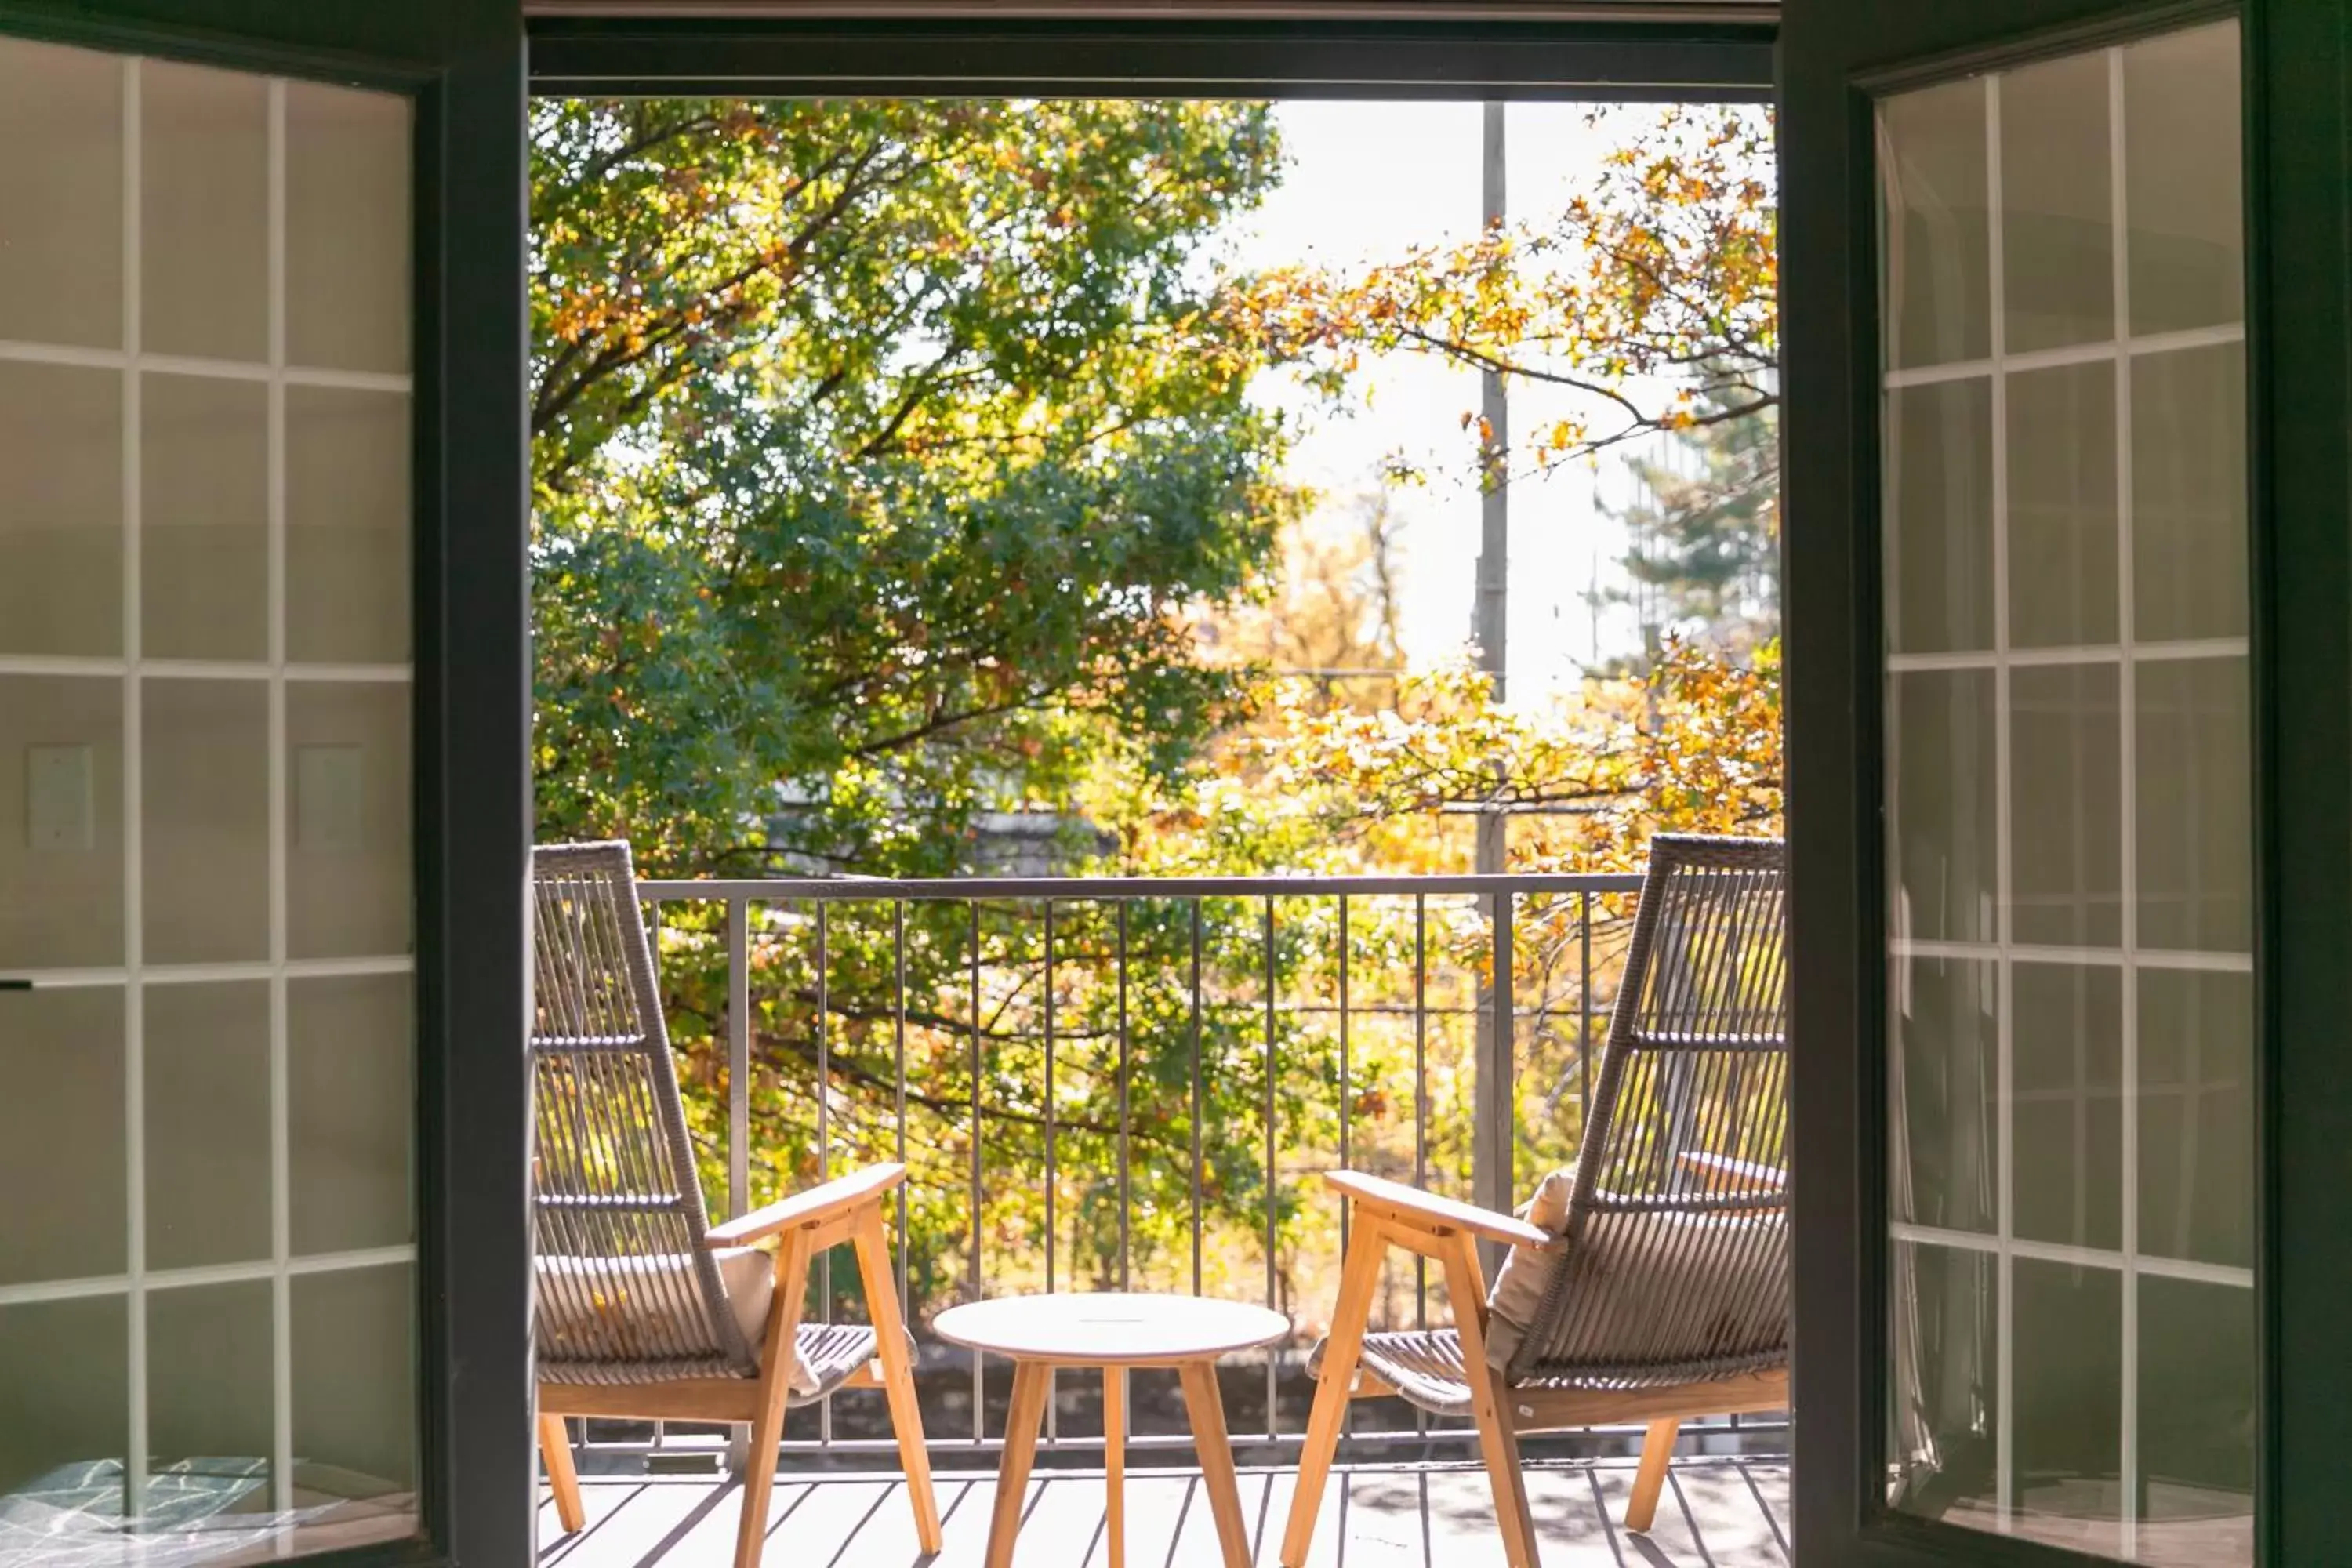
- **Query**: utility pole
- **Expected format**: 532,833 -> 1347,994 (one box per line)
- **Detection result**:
1472,100 -> 1513,1247
1473,100 -> 1511,721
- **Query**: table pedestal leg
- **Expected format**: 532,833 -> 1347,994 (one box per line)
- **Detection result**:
1179,1361 -> 1253,1568
1104,1367 -> 1127,1568
987,1361 -> 1051,1568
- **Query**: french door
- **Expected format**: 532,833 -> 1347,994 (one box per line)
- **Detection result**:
0,3 -> 528,1563
1783,0 -> 2352,1563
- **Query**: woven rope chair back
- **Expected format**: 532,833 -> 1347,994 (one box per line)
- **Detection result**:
1513,833 -> 1790,1388
531,841 -> 757,1381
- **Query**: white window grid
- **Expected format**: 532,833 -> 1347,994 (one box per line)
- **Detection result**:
0,56 -> 417,1522
1879,45 -> 2252,1558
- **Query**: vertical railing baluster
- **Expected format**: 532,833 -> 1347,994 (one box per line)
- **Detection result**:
644,895 -> 670,1465
1413,891 -> 1428,1434
1490,891 -> 1515,1276
1337,894 -> 1350,1229
1338,894 -> 1351,1440
1044,897 -> 1056,1300
1263,896 -> 1277,1440
969,899 -> 984,1443
727,895 -> 749,1221
817,900 -> 832,1448
1043,896 -> 1058,1443
1116,900 -> 1131,1292
895,901 -> 909,1320
1580,889 -> 1593,1124
1190,899 -> 1204,1297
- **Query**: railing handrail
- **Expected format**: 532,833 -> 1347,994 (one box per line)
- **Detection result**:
635,870 -> 1646,900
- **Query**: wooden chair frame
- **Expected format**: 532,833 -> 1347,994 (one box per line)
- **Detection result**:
1280,1169 -> 1788,1568
537,1162 -> 942,1568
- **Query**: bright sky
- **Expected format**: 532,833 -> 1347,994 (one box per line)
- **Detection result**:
1225,100 -> 1661,695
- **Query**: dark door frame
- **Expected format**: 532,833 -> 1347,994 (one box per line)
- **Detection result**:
523,13 -> 1774,100
1779,0 -> 2352,1563
0,4 -> 532,1565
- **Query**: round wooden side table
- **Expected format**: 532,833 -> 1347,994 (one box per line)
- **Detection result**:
931,1292 -> 1290,1568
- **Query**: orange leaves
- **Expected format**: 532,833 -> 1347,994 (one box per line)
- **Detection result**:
1095,633 -> 1777,898
1212,105 -> 1776,488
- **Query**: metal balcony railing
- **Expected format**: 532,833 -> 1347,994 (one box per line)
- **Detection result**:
572,869 -> 1784,1471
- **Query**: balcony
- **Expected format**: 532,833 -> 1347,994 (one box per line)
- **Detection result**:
543,868 -> 1791,1566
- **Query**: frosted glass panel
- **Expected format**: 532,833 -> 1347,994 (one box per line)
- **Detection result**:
2125,24 -> 2244,335
2002,50 -> 2113,353
0,39 -> 121,348
143,680 -> 268,965
1889,955 -> 1996,1235
0,676 -> 124,968
144,981 -> 271,1270
2136,657 -> 2251,954
0,1297 -> 127,1498
0,35 -> 415,1563
287,387 -> 410,664
147,1280 -> 274,1504
2132,344 -> 2247,643
143,373 -> 268,661
286,683 -> 411,960
285,84 -> 410,376
2012,1260 -> 2125,1558
2007,360 -> 2117,648
2010,963 -> 2122,1250
0,361 -> 121,659
2137,1276 -> 2255,1557
2137,969 -> 2252,1269
1878,25 -> 2252,1561
0,988 -> 125,1286
1888,670 -> 1996,944
1886,379 -> 1994,655
290,975 -> 413,1256
1888,1242 -> 1998,1523
291,1265 -> 416,1493
2009,663 -> 2122,948
1880,76 -> 1991,370
141,60 -> 267,362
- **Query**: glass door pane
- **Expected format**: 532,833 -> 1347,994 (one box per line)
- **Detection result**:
1877,19 -> 2252,1564
0,34 -> 417,1564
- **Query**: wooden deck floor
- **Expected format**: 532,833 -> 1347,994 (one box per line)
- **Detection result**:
539,1457 -> 1792,1568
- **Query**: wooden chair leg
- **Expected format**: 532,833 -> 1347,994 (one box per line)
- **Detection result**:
855,1206 -> 944,1552
1179,1360 -> 1254,1568
1441,1235 -> 1541,1568
1624,1417 -> 1680,1534
538,1410 -> 585,1533
1104,1367 -> 1127,1568
735,1229 -> 812,1568
1281,1214 -> 1389,1568
986,1361 -> 1051,1568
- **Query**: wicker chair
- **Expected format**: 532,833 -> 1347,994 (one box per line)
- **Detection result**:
529,842 -> 941,1568
1282,835 -> 1788,1568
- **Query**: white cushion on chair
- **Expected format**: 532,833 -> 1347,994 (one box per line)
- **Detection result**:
1483,1169 -> 1574,1371
536,1248 -> 818,1394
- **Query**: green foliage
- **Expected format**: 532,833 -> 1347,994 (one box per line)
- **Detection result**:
530,96 -> 1330,1313
531,97 -> 1292,877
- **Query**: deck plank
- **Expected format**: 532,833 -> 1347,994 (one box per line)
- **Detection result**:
547,1457 -> 1791,1568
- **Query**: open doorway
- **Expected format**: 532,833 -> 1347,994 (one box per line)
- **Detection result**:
526,85 -> 1787,1565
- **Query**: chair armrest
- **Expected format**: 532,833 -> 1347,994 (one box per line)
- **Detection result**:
1324,1169 -> 1552,1249
705,1162 -> 905,1247
1676,1151 -> 1787,1190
